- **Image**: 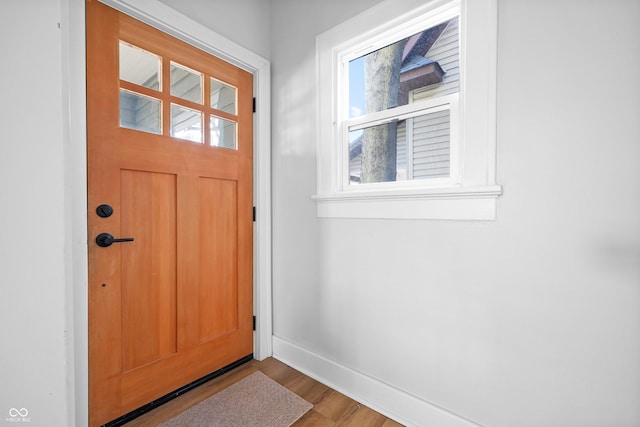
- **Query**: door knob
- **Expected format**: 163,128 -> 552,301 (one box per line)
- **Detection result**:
96,233 -> 134,248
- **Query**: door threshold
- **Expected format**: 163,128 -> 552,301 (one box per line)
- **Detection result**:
102,354 -> 254,427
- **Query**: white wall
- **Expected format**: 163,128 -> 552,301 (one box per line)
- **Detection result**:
0,1 -> 71,426
270,0 -> 640,426
157,0 -> 271,60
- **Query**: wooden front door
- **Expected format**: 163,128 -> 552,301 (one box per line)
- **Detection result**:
86,1 -> 254,425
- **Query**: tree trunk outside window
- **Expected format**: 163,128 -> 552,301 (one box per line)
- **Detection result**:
361,41 -> 406,183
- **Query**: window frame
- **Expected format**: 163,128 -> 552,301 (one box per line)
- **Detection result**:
314,0 -> 501,220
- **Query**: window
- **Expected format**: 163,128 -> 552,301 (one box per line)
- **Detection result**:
314,0 -> 502,220
347,16 -> 459,186
118,41 -> 239,149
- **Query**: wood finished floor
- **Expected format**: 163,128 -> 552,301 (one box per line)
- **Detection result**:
124,357 -> 404,426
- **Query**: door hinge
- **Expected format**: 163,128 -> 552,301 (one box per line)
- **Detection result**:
253,315 -> 256,331
253,206 -> 256,222
252,97 -> 256,113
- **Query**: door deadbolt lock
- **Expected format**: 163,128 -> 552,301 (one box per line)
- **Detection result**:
96,204 -> 114,218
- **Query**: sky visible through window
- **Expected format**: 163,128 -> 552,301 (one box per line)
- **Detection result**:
348,56 -> 365,143
349,56 -> 365,118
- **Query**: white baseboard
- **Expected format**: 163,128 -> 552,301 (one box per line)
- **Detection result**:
272,336 -> 483,427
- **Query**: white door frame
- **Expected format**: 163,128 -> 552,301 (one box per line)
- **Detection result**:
64,0 -> 272,424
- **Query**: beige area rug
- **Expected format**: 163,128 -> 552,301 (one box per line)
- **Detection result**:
158,371 -> 313,427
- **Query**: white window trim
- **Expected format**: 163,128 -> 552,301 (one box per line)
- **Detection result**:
314,0 -> 501,220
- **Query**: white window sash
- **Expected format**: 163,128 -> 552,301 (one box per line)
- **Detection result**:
341,94 -> 459,192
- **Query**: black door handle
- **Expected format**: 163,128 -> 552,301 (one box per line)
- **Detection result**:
96,232 -> 135,248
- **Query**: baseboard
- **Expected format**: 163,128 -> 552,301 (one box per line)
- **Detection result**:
272,336 -> 483,427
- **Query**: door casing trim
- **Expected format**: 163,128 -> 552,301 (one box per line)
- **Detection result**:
64,0 -> 272,425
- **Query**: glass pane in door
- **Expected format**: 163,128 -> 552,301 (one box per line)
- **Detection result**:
171,104 -> 203,143
119,42 -> 161,90
210,116 -> 236,149
171,62 -> 203,104
210,78 -> 236,114
120,90 -> 161,134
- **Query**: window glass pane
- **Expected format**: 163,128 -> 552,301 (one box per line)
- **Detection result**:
348,17 -> 459,118
120,90 -> 161,134
411,109 -> 450,179
171,104 -> 202,143
210,79 -> 237,114
171,62 -> 203,104
210,116 -> 237,149
119,42 -> 161,90
349,109 -> 450,184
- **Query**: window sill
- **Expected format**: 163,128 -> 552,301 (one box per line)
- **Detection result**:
312,185 -> 502,220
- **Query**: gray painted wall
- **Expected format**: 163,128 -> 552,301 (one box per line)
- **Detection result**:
157,0 -> 271,60
270,0 -> 640,426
